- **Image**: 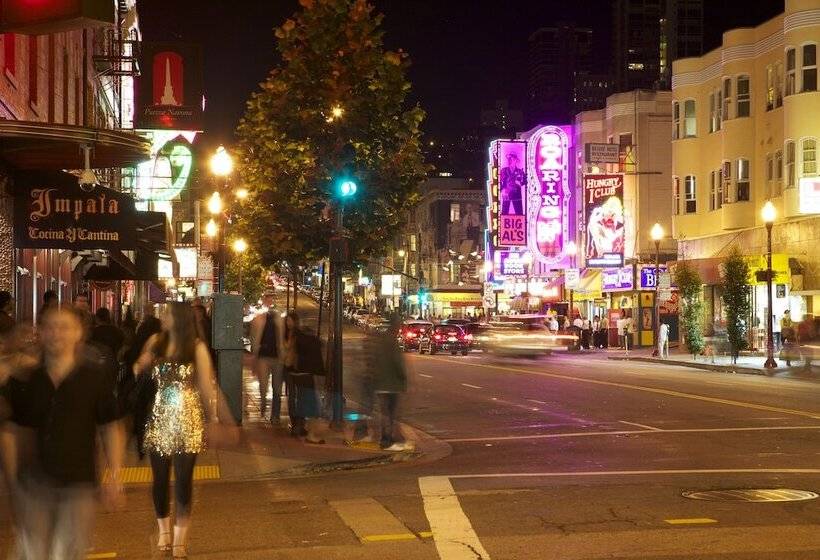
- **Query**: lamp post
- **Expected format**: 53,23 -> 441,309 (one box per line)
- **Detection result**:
208,145 -> 234,293
232,238 -> 248,296
762,201 -> 778,369
650,223 -> 664,357
397,249 -> 406,313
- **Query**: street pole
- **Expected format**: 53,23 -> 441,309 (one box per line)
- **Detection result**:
764,221 -> 777,369
652,239 -> 660,357
331,205 -> 345,426
317,261 -> 326,337
238,256 -> 243,296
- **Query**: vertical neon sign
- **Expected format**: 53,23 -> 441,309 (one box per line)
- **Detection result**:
486,141 -> 500,250
527,125 -> 570,266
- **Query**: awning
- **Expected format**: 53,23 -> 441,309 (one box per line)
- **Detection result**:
0,121 -> 150,170
574,269 -> 602,301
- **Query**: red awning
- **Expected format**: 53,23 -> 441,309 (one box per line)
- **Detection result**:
0,121 -> 150,170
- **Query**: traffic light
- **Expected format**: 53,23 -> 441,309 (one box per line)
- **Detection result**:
338,178 -> 357,197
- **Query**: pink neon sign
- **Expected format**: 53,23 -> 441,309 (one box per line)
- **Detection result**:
527,125 -> 570,266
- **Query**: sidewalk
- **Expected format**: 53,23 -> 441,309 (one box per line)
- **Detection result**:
603,345 -> 820,379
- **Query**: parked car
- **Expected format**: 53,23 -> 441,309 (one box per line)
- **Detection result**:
351,309 -> 370,325
398,321 -> 434,351
461,322 -> 488,351
419,324 -> 470,355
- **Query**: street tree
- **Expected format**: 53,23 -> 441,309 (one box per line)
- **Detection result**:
721,246 -> 751,364
235,0 -> 429,273
225,247 -> 268,304
674,260 -> 705,359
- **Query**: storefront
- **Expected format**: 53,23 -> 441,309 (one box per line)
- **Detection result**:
428,290 -> 483,319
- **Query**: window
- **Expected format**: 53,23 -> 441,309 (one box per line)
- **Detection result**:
175,221 -> 195,243
709,171 -> 717,211
774,150 -> 783,197
672,176 -> 680,215
737,158 -> 750,202
803,138 -> 817,176
449,202 -> 460,222
736,75 -> 750,117
709,92 -> 717,132
786,140 -> 796,188
802,44 -> 817,92
672,101 -> 680,139
722,161 -> 732,203
787,47 -> 797,95
766,153 -> 774,182
717,170 -> 724,207
684,175 -> 697,213
722,78 -> 732,120
409,234 -> 417,252
775,62 -> 784,107
410,263 -> 417,278
27,35 -> 37,104
766,65 -> 775,110
683,99 -> 696,137
3,34 -> 15,77
618,133 -> 632,147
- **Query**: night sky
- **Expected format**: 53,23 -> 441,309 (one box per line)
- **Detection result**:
139,0 -> 784,148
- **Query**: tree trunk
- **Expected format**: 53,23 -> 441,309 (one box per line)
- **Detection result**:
292,270 -> 299,310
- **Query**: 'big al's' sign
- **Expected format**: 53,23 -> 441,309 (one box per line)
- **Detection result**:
527,125 -> 570,266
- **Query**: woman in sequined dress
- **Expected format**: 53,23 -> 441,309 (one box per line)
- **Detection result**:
134,302 -> 218,559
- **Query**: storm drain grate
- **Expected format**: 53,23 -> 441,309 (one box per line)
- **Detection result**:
682,489 -> 818,502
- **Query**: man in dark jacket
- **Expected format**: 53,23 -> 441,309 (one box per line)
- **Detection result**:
371,316 -> 410,451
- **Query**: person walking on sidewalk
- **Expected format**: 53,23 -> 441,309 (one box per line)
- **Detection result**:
133,302 -> 224,558
599,315 -> 609,349
249,293 -> 284,424
658,321 -> 670,359
0,307 -> 125,560
372,317 -> 411,451
282,311 -> 325,443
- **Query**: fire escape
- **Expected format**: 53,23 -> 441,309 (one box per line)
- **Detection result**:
93,0 -> 140,131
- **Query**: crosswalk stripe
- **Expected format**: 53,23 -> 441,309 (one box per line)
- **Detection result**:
361,533 -> 417,542
665,518 -> 718,525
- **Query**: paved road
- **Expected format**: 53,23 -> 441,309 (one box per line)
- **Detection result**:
4,320 -> 820,558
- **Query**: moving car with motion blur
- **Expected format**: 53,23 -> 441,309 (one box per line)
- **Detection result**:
418,324 -> 471,355
482,317 -> 577,356
397,321 -> 433,351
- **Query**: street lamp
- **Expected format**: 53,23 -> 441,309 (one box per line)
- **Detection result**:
207,192 -> 223,215
205,218 -> 218,238
566,241 -> 577,321
232,238 -> 248,296
208,146 -> 234,293
209,145 -> 234,177
650,223 -> 664,357
235,188 -> 249,201
762,201 -> 778,369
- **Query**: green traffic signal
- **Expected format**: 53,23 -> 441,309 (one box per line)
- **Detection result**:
339,179 -> 357,197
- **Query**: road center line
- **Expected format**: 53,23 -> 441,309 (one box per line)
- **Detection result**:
442,425 -> 820,443
419,373 -> 434,378
461,383 -> 483,389
419,476 -> 491,560
527,399 -> 547,404
619,420 -> 662,431
427,356 -> 820,420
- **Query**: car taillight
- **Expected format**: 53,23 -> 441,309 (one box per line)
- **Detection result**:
406,331 -> 417,338
434,334 -> 442,341
464,334 -> 473,341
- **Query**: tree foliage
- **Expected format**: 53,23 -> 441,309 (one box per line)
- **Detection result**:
721,246 -> 751,361
224,247 -> 268,304
674,260 -> 705,358
235,0 -> 429,269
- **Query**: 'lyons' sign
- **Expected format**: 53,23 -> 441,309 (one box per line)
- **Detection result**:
14,180 -> 136,250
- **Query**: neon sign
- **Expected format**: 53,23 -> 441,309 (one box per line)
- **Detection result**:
136,130 -> 197,202
527,125 -> 570,266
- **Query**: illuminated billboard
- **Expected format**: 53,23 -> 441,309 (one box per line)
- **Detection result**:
527,125 -> 571,266
135,43 -> 204,131
497,141 -> 527,247
584,174 -> 625,267
135,130 -> 196,202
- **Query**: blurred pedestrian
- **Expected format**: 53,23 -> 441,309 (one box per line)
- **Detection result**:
548,315 -> 559,333
124,303 -> 162,375
592,316 -> 600,348
599,315 -> 609,348
371,317 -> 410,451
37,290 -> 58,326
191,303 -> 212,353
0,307 -> 124,559
73,292 -> 93,338
0,290 -> 14,336
282,311 -> 325,443
658,321 -> 670,359
132,302 -> 221,558
581,316 -> 591,350
250,293 -> 283,423
121,306 -> 137,349
91,307 -> 125,364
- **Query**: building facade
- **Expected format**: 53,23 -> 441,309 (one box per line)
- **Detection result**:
671,0 -> 820,342
573,89 -> 676,345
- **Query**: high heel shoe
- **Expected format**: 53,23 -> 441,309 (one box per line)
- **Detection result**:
172,545 -> 187,558
157,517 -> 172,553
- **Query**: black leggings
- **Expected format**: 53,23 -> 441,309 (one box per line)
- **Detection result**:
149,452 -> 197,519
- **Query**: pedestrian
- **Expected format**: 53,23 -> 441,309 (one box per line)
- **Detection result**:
124,303 -> 162,378
371,317 -> 411,451
121,306 -> 137,348
132,302 -> 223,558
658,321 -> 670,358
599,315 -> 610,348
73,292 -> 93,339
250,293 -> 284,423
282,311 -> 325,443
191,303 -> 212,353
592,316 -> 600,348
0,290 -> 15,336
549,315 -> 559,333
581,316 -> 592,350
772,314 -> 782,352
91,307 -> 125,365
36,290 -> 58,326
0,307 -> 125,559
625,315 -> 635,351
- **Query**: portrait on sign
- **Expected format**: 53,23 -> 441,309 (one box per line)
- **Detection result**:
497,141 -> 527,247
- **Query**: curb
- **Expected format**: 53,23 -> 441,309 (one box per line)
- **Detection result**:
607,355 -> 792,377
236,422 -> 452,481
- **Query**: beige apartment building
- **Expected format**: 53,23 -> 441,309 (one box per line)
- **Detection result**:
671,0 -> 820,339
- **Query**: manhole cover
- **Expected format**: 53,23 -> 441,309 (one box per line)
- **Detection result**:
682,489 -> 818,502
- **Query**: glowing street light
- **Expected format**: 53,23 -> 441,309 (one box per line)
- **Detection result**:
650,223 -> 664,357
235,188 -> 249,200
232,238 -> 248,253
397,249 -> 406,258
207,192 -> 223,215
205,218 -> 218,238
209,145 -> 234,177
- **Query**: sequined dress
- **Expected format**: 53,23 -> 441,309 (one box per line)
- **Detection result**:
142,361 -> 205,456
